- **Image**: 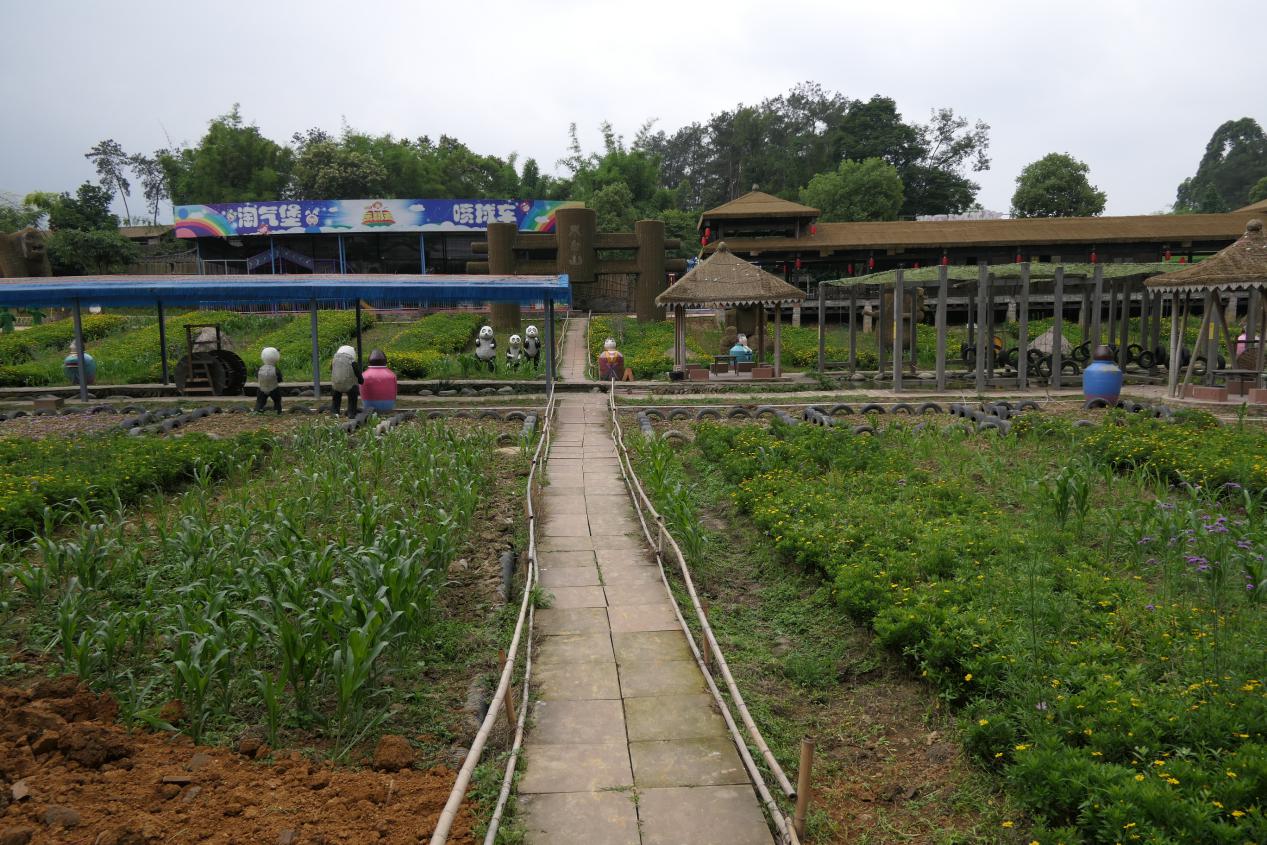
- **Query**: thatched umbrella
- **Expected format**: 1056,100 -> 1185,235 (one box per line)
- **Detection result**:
656,242 -> 806,376
1146,219 -> 1267,396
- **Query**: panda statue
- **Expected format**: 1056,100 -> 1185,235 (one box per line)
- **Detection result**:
474,325 -> 497,372
523,325 -> 541,370
506,334 -> 524,370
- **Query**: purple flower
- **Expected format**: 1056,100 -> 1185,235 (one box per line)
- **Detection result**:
1223,482 -> 1242,490
1248,584 -> 1256,591
1236,540 -> 1253,550
1145,604 -> 1156,611
1145,558 -> 1158,566
1158,502 -> 1176,511
1196,564 -> 1211,573
1036,701 -> 1048,711
1138,537 -> 1154,545
1186,555 -> 1207,567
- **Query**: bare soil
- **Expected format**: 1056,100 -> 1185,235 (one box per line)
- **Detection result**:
0,678 -> 475,845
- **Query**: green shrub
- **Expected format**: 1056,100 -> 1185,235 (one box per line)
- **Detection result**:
389,312 -> 481,354
0,314 -> 129,365
389,350 -> 445,378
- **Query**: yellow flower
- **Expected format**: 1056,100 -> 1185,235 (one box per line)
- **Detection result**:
1001,821 -> 1014,829
964,673 -> 973,681
978,719 -> 989,726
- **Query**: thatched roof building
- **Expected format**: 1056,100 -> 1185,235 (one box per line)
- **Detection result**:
1145,219 -> 1267,293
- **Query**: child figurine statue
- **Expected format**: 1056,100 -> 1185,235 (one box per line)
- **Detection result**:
523,325 -> 541,370
730,333 -> 754,363
361,349 -> 398,412
506,334 -> 524,370
255,346 -> 283,414
597,337 -> 624,381
63,340 -> 97,386
330,344 -> 363,418
474,325 -> 497,372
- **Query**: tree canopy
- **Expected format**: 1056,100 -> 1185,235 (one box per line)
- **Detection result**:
1010,153 -> 1106,218
23,183 -> 137,274
800,157 -> 904,222
159,105 -> 294,205
1175,118 -> 1267,213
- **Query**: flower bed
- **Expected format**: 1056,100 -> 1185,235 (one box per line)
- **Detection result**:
692,417 -> 1266,843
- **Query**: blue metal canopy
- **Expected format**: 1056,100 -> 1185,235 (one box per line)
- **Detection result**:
0,273 -> 570,308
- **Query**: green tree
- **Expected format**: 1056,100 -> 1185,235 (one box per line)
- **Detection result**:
800,157 -> 904,221
288,130 -> 389,198
25,183 -> 119,232
0,196 -> 42,232
1175,118 -> 1267,212
1010,153 -> 1106,218
160,105 -> 293,204
1247,175 -> 1267,204
128,152 -> 169,223
46,229 -> 139,274
85,139 -> 132,221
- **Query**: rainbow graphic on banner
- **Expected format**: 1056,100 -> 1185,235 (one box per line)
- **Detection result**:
172,207 -> 237,238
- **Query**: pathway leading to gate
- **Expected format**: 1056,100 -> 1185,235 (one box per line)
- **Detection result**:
516,382 -> 775,844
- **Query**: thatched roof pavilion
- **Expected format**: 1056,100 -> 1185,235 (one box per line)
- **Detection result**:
656,242 -> 805,375
1145,219 -> 1266,396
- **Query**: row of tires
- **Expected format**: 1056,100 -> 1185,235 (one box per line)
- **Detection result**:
127,406 -> 221,436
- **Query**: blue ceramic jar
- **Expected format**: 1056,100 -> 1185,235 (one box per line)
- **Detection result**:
1083,344 -> 1123,404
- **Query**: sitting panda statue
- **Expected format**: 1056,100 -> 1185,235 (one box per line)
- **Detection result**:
506,334 -> 524,370
474,325 -> 497,372
523,325 -> 541,370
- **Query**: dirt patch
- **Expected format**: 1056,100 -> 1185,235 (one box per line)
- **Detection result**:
0,414 -> 126,440
0,677 -> 476,844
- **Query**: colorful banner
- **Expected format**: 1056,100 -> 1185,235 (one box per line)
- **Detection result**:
173,198 -> 578,238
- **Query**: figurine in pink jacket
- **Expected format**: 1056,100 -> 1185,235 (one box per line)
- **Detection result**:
361,349 -> 398,412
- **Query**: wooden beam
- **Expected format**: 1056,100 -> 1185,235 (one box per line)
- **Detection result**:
1167,291 -> 1182,397
848,287 -> 858,372
975,263 -> 988,392
774,301 -> 783,378
816,283 -> 826,373
893,270 -> 904,390
1090,264 -> 1104,347
877,283 -> 887,377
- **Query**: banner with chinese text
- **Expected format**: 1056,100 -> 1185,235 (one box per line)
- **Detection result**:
173,199 -> 577,238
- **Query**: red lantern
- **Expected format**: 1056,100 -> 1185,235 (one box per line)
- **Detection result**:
847,264 -> 854,276
700,236 -> 707,246
795,257 -> 802,270
1090,250 -> 1098,264
1180,256 -> 1188,264
704,227 -> 711,241
1164,248 -> 1172,261
868,255 -> 875,270
810,224 -> 817,235
1015,252 -> 1022,264
941,254 -> 950,266
913,261 -> 921,269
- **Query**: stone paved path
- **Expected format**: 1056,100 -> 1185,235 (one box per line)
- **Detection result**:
518,320 -> 773,844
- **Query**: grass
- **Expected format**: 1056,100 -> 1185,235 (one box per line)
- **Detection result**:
660,413 -> 1267,844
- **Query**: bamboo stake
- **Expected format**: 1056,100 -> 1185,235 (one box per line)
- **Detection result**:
793,738 -> 815,839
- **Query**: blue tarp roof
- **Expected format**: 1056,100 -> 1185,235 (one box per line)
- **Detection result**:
0,273 -> 571,308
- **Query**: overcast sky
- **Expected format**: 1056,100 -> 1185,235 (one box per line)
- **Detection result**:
3,0 -> 1264,220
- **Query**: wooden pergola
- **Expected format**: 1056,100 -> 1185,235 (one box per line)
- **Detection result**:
656,242 -> 805,376
1145,219 -> 1267,398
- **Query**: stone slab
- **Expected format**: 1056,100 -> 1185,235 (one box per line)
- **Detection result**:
542,495 -> 587,515
638,786 -> 773,845
604,582 -> 674,607
618,661 -> 708,698
543,585 -> 608,609
528,698 -> 627,745
519,742 -> 633,793
613,630 -> 692,664
589,534 -> 644,550
533,661 -> 622,700
600,566 -> 662,586
542,515 -> 591,537
624,694 -> 727,741
539,566 -> 602,588
519,791 -> 640,845
536,633 -> 615,666
606,603 -> 679,634
535,607 -> 610,635
540,536 -> 599,552
629,737 -> 749,788
539,550 -> 597,568
595,548 -> 656,568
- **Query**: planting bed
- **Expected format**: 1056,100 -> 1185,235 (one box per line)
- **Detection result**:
0,413 -> 534,843
624,406 -> 1266,844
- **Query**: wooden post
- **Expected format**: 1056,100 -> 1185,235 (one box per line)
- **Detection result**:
1254,285 -> 1266,380
935,264 -> 948,391
848,287 -> 858,372
877,284 -> 887,378
892,270 -> 904,390
673,306 -> 685,370
1150,291 -> 1163,371
793,737 -> 815,840
544,297 -> 556,389
1181,295 -> 1212,395
1050,266 -> 1065,389
1079,287 -> 1091,346
1205,290 -> 1218,387
816,282 -> 826,373
1017,263 -> 1031,389
1139,284 -> 1151,368
975,264 -> 988,392
498,651 -> 517,728
756,308 -> 766,366
488,222 -> 521,332
634,219 -> 666,322
157,299 -> 169,386
1213,292 -> 1237,365
1090,264 -> 1104,347
72,299 -> 88,402
909,281 -> 918,370
700,601 -> 712,670
1107,278 -> 1118,356
986,274 -> 996,380
774,301 -> 783,379
1118,280 -> 1130,369
1167,291 -> 1182,397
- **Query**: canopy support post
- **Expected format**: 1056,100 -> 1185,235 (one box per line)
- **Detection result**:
816,283 -> 826,373
310,297 -> 321,402
544,297 -> 555,391
1167,291 -> 1182,397
1091,264 -> 1104,346
1254,285 -> 1266,385
157,299 -> 169,386
892,270 -> 904,391
674,305 -> 686,370
974,264 -> 987,393
909,280 -> 918,371
72,298 -> 88,403
1017,263 -> 1031,389
1181,293 -> 1213,395
338,235 -> 347,274
877,284 -> 887,379
935,264 -> 948,391
774,301 -> 783,379
1050,266 -> 1065,389
848,287 -> 857,373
